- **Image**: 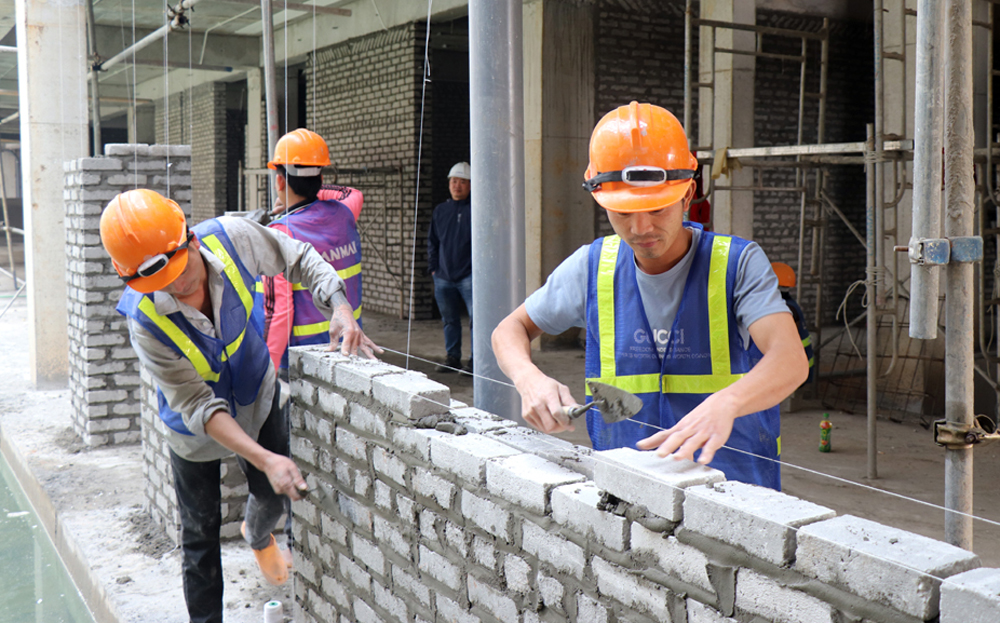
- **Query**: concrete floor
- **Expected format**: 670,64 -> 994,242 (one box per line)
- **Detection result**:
0,261 -> 998,622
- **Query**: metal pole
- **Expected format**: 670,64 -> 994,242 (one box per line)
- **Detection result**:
943,0 -> 975,551
90,0 -> 203,76
260,0 -> 279,204
873,0 -> 885,306
84,0 -> 102,156
469,0 -> 525,422
683,0 -> 692,137
910,0 -> 944,339
865,124 -> 878,480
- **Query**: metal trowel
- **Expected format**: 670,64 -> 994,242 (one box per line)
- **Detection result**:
560,381 -> 643,425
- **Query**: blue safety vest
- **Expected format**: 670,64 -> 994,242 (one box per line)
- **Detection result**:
117,219 -> 271,436
257,199 -> 362,369
584,224 -> 781,489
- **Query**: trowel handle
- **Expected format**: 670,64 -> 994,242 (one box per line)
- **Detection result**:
560,403 -> 591,421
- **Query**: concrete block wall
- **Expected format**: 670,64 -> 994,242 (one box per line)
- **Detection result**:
64,143 -> 192,447
288,345 -> 999,623
305,22 -> 435,319
139,367 -> 247,545
155,82 -> 229,224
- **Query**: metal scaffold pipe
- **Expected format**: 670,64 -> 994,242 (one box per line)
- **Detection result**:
91,0 -> 203,76
865,124 -> 878,480
469,0 -> 525,422
85,0 -> 102,155
943,0 -> 975,551
910,0 -> 944,339
260,0 -> 279,203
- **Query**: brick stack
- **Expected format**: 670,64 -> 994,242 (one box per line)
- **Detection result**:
289,345 -> 1000,623
64,143 -> 191,448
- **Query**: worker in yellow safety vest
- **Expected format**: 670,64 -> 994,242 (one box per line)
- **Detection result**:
492,102 -> 808,490
101,188 -> 380,622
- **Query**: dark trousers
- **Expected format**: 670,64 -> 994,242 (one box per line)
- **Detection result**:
169,389 -> 289,623
433,273 -> 473,360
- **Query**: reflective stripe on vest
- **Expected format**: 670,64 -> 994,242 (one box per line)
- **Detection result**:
587,235 -> 745,396
137,297 -> 220,383
291,304 -> 363,337
200,234 -> 254,361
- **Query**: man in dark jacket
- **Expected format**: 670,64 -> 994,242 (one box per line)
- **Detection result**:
427,162 -> 473,373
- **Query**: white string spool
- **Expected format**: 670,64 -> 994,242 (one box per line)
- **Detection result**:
263,599 -> 282,623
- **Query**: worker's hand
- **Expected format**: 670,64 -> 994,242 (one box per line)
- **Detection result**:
271,194 -> 285,215
261,452 -> 308,501
635,391 -> 739,465
514,369 -> 578,434
328,303 -> 383,359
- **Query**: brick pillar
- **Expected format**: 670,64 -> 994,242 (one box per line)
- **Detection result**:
64,143 -> 191,447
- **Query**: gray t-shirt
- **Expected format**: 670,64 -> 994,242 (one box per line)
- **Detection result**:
525,227 -> 789,358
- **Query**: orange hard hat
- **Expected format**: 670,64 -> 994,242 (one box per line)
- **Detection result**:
100,189 -> 189,294
267,128 -> 331,174
771,262 -> 796,288
584,101 -> 698,213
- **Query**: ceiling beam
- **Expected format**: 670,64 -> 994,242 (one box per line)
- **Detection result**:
217,0 -> 351,17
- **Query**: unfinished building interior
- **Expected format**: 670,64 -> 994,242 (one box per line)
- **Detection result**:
3,0 -> 1000,621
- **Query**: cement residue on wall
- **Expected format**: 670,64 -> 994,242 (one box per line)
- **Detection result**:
288,345 -> 1000,623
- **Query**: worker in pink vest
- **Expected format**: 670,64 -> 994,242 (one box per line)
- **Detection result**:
258,129 -> 363,374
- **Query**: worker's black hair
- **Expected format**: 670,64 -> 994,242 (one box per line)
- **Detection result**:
276,165 -> 322,202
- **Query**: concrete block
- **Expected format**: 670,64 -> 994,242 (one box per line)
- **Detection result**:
392,565 -> 431,608
486,453 -> 585,515
435,595 -> 479,623
371,447 -> 407,486
484,426 -> 594,478
350,404 -> 388,438
450,406 -> 518,433
461,490 -> 511,540
445,522 -> 467,557
591,556 -> 672,621
352,598 -> 379,623
687,599 -> 737,623
504,554 -> 532,594
335,358 -> 399,396
419,508 -> 441,543
372,372 -> 450,418
735,568 -> 834,623
632,524 -> 713,594
468,574 -> 519,623
374,480 -> 392,511
321,514 -> 348,547
337,494 -> 373,532
149,144 -> 192,157
418,544 -> 462,591
104,143 -> 149,157
392,426 -> 450,462
335,427 -> 367,462
338,553 -> 371,593
351,535 -> 385,576
551,482 -> 629,552
430,433 -> 521,485
594,447 -> 724,522
373,582 -> 408,621
79,157 -> 123,170
472,536 -> 497,571
577,592 -> 609,623
683,481 -> 835,566
796,515 -> 981,619
522,521 -> 585,580
412,467 -> 456,509
317,388 -> 348,420
538,571 -> 564,610
321,574 -> 350,610
940,567 -> 1000,623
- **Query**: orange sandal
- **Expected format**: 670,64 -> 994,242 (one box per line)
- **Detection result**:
241,522 -> 289,586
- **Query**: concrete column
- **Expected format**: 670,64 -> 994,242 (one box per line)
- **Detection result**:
127,105 -> 156,145
246,67 -> 266,212
522,0 -> 594,305
698,0 -> 755,238
16,0 -> 89,387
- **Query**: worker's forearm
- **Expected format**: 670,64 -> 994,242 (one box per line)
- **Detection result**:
492,316 -> 543,387
713,343 -> 808,418
204,409 -> 272,471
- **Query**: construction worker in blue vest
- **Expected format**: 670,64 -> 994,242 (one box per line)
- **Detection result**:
493,102 -> 809,490
100,189 -> 380,623
258,129 -> 363,376
771,262 -> 815,384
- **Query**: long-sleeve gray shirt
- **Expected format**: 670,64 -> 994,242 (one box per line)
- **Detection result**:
126,216 -> 349,462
